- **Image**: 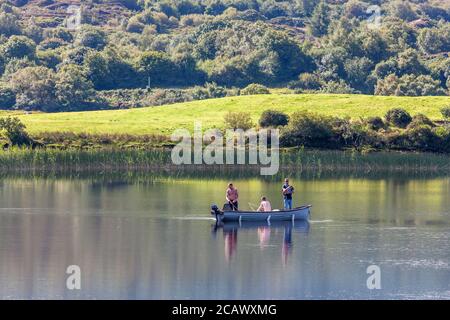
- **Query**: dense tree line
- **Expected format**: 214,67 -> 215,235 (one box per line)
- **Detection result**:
0,0 -> 449,111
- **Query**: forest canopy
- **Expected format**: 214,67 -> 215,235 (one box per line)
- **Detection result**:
0,0 -> 449,111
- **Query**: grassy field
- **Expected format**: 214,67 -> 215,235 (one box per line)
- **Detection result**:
6,94 -> 450,136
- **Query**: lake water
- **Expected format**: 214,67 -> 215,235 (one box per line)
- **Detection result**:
0,173 -> 449,300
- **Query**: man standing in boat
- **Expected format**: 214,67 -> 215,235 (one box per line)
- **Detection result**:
226,183 -> 239,211
282,178 -> 294,210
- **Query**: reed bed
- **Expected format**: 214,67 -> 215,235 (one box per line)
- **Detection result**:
1,148 -> 450,177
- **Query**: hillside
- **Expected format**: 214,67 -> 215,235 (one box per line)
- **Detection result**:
12,94 -> 450,135
0,0 -> 449,114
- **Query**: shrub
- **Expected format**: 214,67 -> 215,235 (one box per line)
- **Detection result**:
365,116 -> 385,131
241,83 -> 270,95
433,127 -> 450,152
404,125 -> 440,151
408,114 -> 435,129
0,116 -> 33,146
440,106 -> 450,119
259,109 -> 289,128
332,118 -> 369,148
385,108 -> 412,128
224,112 -> 254,130
280,111 -> 334,148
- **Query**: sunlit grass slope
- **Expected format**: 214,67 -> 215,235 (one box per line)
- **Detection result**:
8,94 -> 450,136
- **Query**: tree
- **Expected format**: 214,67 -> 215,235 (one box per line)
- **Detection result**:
344,57 -> 374,92
418,26 -> 450,55
205,1 -> 227,16
376,74 -> 446,96
309,1 -> 330,37
224,112 -> 254,130
0,9 -> 21,36
1,35 -> 36,60
2,57 -> 36,80
259,110 -> 289,128
299,0 -> 318,16
136,51 -> 177,85
126,16 -> 145,33
385,108 -> 412,128
396,49 -> 426,76
261,30 -> 312,81
36,50 -> 61,70
55,64 -> 95,109
75,26 -> 107,50
344,0 -> 367,19
0,85 -> 15,109
375,74 -> 399,96
43,27 -> 73,42
23,19 -> 43,44
389,0 -> 418,22
289,73 -> 322,91
84,51 -> 111,89
0,117 -> 33,146
10,66 -> 58,111
280,111 -> 334,147
361,30 -> 388,63
395,75 -> 446,96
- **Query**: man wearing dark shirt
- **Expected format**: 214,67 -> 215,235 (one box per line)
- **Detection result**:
282,178 -> 294,210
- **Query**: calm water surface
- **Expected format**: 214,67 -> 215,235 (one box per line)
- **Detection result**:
0,174 -> 449,299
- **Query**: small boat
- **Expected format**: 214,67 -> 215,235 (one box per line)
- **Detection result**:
211,204 -> 312,223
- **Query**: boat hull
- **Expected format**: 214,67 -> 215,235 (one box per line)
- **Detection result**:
215,205 -> 311,223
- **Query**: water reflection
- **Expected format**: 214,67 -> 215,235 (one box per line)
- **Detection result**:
0,175 -> 449,299
213,221 -> 310,264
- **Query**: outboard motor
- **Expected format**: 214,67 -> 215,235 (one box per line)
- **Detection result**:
211,204 -> 221,217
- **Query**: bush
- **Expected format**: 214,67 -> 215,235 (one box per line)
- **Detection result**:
224,112 -> 254,130
433,127 -> 450,152
259,109 -> 289,128
365,116 -> 385,131
440,106 -> 450,119
332,118 -> 382,149
408,114 -> 435,129
385,108 -> 412,128
280,111 -> 334,148
0,117 -> 33,146
404,125 -> 440,151
241,83 -> 270,95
